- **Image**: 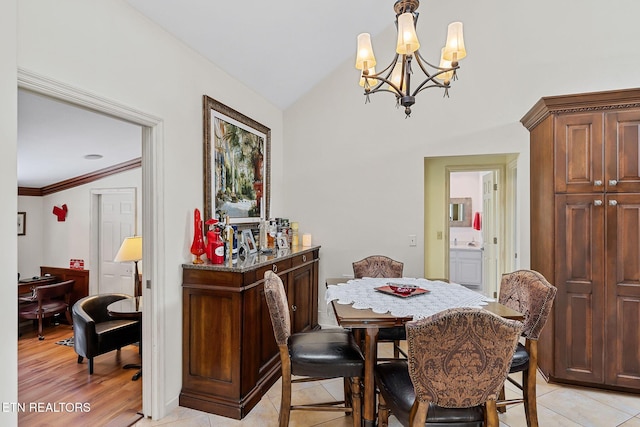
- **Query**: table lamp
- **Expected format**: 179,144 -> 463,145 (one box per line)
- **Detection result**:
114,235 -> 142,298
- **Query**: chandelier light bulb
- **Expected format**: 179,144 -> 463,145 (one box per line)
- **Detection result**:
435,48 -> 454,83
443,22 -> 466,62
396,13 -> 420,55
359,66 -> 377,87
355,33 -> 377,70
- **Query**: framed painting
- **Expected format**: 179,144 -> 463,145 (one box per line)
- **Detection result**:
203,95 -> 270,224
18,212 -> 26,236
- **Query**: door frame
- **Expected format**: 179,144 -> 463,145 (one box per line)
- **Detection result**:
447,166 -> 502,298
90,187 -> 137,295
18,68 -> 166,419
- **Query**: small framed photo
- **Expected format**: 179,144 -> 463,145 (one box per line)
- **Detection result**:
17,212 -> 26,236
241,229 -> 258,254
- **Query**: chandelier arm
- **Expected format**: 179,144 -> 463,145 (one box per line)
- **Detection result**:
410,52 -> 459,96
412,51 -> 460,78
364,75 -> 403,97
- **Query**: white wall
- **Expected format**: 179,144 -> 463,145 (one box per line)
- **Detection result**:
17,195 -> 43,278
14,0 -> 284,420
0,0 -> 17,424
284,0 -> 640,326
18,168 -> 142,279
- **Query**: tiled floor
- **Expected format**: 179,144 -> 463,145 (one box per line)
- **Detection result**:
135,343 -> 640,427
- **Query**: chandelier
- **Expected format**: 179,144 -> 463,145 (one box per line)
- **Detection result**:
355,0 -> 466,117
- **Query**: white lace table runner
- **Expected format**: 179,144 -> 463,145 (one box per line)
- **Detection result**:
326,277 -> 494,320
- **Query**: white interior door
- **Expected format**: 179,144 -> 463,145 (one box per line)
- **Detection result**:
482,172 -> 499,297
99,190 -> 136,295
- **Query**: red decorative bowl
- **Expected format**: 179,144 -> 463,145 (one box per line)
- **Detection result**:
388,283 -> 418,295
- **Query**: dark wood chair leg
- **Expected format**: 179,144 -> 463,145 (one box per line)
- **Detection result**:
37,315 -> 44,340
88,358 -> 94,375
77,355 -> 83,363
523,366 -> 538,427
350,376 -> 362,427
497,385 -> 507,413
377,392 -> 389,427
486,400 -> 499,427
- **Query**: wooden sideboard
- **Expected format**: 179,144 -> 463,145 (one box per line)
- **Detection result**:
180,246 -> 320,419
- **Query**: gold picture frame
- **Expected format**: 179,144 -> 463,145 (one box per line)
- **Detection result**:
203,96 -> 270,224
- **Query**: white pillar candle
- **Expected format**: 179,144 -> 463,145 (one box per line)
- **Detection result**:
302,233 -> 312,247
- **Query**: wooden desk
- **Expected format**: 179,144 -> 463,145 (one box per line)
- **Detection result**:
18,276 -> 57,297
327,278 -> 523,427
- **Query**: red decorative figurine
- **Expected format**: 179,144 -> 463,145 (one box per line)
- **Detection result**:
190,208 -> 206,264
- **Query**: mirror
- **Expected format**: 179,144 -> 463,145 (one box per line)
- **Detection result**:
449,197 -> 472,227
450,203 -> 464,221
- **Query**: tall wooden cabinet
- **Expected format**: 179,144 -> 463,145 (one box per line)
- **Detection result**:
180,246 -> 320,419
522,88 -> 640,392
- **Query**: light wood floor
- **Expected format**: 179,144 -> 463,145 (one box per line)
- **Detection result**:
18,319 -> 142,426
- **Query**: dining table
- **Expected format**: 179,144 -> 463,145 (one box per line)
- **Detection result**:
325,277 -> 524,427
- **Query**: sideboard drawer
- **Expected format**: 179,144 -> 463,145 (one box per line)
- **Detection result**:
292,251 -> 317,267
256,259 -> 292,279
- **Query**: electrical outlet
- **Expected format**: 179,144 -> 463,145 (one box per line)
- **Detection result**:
409,234 -> 417,246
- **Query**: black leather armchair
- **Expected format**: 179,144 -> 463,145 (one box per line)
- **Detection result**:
72,293 -> 141,374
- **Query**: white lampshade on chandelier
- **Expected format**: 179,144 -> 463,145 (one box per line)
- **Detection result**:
355,0 -> 466,117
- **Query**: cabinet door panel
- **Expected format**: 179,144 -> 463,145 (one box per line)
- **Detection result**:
555,194 -> 605,383
605,110 -> 640,193
290,264 -> 314,333
605,194 -> 640,388
555,113 -> 604,193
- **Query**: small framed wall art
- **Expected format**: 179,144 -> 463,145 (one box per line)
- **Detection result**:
17,212 -> 26,236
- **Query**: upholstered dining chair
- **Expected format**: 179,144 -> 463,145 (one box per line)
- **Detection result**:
263,271 -> 364,427
352,255 -> 404,279
18,280 -> 75,340
352,255 -> 406,359
496,270 -> 557,427
375,307 -> 523,427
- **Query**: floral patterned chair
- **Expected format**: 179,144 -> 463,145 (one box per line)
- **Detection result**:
353,255 -> 406,359
496,270 -> 557,427
264,271 -> 364,427
374,307 -> 523,426
352,255 -> 404,279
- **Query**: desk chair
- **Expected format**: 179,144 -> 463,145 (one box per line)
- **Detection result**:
353,255 -> 406,359
264,270 -> 364,427
18,280 -> 74,340
375,307 -> 523,427
496,270 -> 557,427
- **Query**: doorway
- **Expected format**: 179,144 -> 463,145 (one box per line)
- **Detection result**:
448,169 -> 499,297
424,154 -> 519,298
18,68 -> 165,419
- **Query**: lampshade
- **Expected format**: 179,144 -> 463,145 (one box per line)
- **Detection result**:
359,66 -> 377,87
114,236 -> 142,262
396,13 -> 420,55
435,47 -> 454,82
355,33 -> 376,70
443,21 -> 466,62
389,59 -> 406,93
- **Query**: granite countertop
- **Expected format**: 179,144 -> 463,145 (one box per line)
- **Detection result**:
182,245 -> 320,272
